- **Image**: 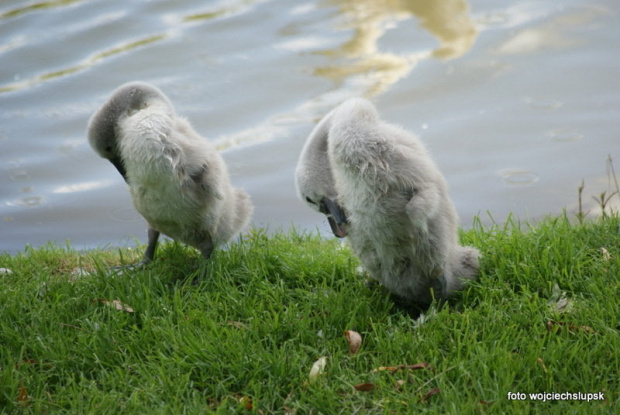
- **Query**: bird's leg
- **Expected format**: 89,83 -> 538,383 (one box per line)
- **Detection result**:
198,237 -> 214,260
113,227 -> 160,274
142,227 -> 161,264
191,238 -> 215,285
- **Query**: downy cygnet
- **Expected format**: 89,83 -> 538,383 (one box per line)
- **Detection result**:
296,98 -> 479,307
88,81 -> 253,267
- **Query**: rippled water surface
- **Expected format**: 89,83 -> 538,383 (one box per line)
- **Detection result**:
1,0 -> 618,253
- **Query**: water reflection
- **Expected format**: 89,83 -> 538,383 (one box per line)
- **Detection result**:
547,130 -> 584,143
495,6 -> 607,56
0,0 -> 80,19
414,2 -> 477,59
0,34 -> 167,93
183,0 -> 260,22
498,169 -> 540,187
9,170 -> 31,181
214,124 -> 286,151
6,196 -> 44,207
316,0 -> 477,96
525,97 -> 563,110
52,180 -> 114,194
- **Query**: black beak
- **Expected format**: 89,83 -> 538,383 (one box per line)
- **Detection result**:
110,155 -> 128,183
320,196 -> 348,238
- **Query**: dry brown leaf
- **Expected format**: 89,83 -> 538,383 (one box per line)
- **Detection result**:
536,357 -> 548,374
226,321 -> 248,329
421,387 -> 440,402
394,379 -> 406,392
373,362 -> 433,374
353,382 -> 375,392
344,330 -> 362,354
239,395 -> 252,410
546,320 -> 597,334
60,323 -> 83,331
17,385 -> 28,406
97,299 -> 134,313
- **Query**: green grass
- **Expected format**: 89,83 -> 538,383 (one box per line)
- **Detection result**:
1,215 -> 618,414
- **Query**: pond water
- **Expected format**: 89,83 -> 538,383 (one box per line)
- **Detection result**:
1,0 -> 618,254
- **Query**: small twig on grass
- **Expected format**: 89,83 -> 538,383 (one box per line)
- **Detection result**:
577,155 -> 619,221
413,365 -> 456,399
577,179 -> 586,224
607,154 -> 619,195
421,387 -> 441,403
372,362 -> 434,374
60,323 -> 84,331
592,191 -> 618,219
546,320 -> 598,334
594,155 -> 620,218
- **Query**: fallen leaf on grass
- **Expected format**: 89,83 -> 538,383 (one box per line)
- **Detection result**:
421,387 -> 440,402
236,395 -> 253,411
344,330 -> 362,354
353,382 -> 375,392
551,297 -> 573,314
600,247 -> 611,260
309,357 -> 327,382
536,357 -> 548,374
546,320 -> 597,334
226,320 -> 248,329
95,299 -> 134,313
394,379 -> 406,391
14,359 -> 33,372
547,283 -> 574,314
372,362 -> 433,374
17,385 -> 28,406
61,323 -> 83,331
70,267 -> 91,282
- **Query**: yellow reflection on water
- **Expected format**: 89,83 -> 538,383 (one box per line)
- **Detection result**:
406,0 -> 478,59
0,0 -> 81,20
184,0 -> 258,23
316,0 -> 477,96
0,34 -> 167,94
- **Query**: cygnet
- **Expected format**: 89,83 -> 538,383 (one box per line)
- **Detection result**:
88,81 -> 253,266
296,98 -> 479,307
295,106 -> 348,237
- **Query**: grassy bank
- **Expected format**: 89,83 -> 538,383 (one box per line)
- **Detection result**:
1,215 -> 618,414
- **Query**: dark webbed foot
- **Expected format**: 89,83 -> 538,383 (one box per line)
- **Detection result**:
187,238 -> 214,285
110,227 -> 160,275
111,258 -> 150,274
